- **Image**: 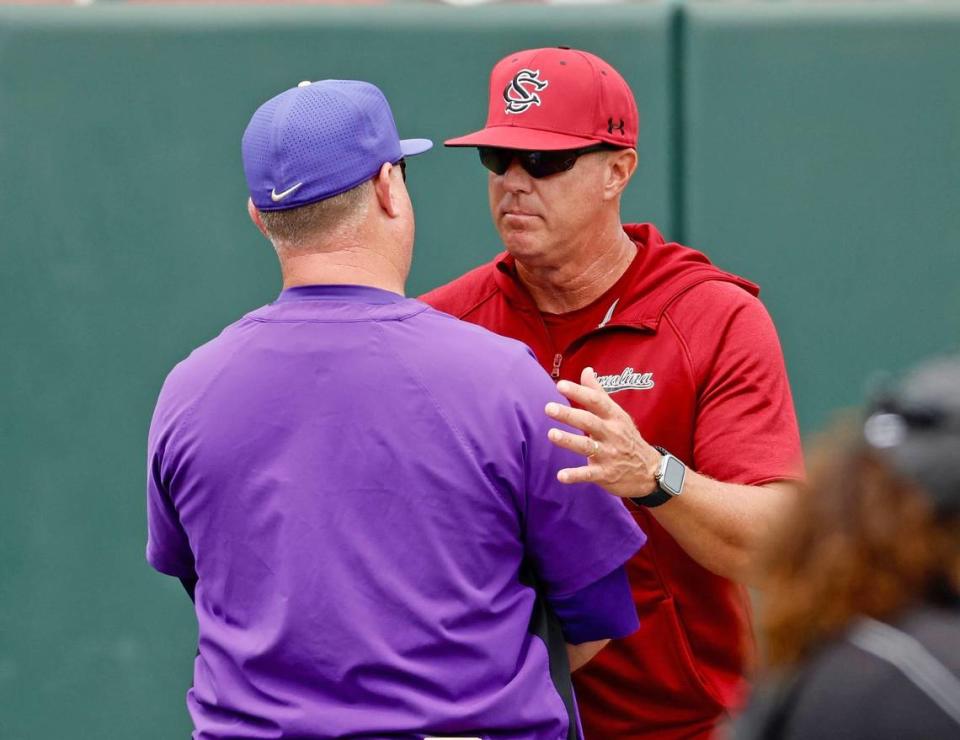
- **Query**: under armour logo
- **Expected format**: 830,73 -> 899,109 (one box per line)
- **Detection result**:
503,69 -> 549,115
608,118 -> 625,135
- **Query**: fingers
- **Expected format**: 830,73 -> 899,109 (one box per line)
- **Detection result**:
557,464 -> 598,484
581,365 -> 604,391
547,367 -> 657,497
556,367 -> 612,417
545,402 -> 602,436
547,427 -> 599,457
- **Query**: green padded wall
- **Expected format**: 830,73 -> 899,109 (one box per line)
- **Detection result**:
0,6 -> 674,737
682,2 -> 960,433
4,3 -> 960,737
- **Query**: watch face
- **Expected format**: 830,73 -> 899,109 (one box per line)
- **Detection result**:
660,456 -> 686,496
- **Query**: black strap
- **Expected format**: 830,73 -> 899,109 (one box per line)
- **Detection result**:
519,560 -> 580,740
631,488 -> 672,508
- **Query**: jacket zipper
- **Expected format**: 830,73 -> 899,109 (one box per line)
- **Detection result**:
536,299 -> 646,381
550,353 -> 563,380
548,323 -> 651,381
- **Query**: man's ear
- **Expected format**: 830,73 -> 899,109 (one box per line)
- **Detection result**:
247,198 -> 270,238
604,148 -> 638,201
372,161 -> 402,218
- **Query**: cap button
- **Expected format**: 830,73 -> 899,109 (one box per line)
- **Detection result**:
297,80 -> 312,88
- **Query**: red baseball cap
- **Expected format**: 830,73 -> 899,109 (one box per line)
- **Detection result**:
445,47 -> 639,151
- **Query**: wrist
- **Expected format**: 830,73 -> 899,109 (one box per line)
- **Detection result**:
631,445 -> 662,497
631,446 -> 686,508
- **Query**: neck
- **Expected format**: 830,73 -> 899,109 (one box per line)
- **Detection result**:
279,239 -> 407,296
515,221 -> 636,313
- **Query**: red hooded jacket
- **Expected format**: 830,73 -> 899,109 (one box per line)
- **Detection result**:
421,223 -> 802,738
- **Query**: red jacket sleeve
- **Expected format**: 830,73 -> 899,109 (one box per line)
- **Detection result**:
665,281 -> 803,485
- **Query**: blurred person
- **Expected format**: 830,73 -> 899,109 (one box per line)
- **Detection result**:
422,47 -> 802,738
735,355 -> 960,739
145,79 -> 645,739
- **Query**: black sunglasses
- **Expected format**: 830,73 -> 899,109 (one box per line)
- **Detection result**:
477,143 -> 614,179
396,158 -> 406,182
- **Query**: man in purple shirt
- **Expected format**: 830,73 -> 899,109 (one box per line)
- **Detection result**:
146,79 -> 645,739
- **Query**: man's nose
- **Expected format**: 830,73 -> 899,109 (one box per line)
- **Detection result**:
501,157 -> 532,193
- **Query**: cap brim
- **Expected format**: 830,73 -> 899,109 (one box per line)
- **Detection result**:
400,138 -> 433,157
444,126 -> 601,151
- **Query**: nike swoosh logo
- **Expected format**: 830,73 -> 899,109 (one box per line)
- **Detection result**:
270,182 -> 303,202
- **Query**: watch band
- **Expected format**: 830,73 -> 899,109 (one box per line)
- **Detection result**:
631,446 -> 676,509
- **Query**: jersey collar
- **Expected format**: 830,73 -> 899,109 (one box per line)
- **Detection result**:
276,284 -> 405,305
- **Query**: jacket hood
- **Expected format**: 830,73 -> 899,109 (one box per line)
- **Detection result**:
614,224 -> 759,329
494,223 -> 758,331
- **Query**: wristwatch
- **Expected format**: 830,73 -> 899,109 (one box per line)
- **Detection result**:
631,446 -> 686,508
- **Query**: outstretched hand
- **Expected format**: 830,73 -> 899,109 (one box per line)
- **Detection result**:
545,366 -> 661,498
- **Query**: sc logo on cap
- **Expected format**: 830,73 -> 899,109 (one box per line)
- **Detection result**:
503,69 -> 548,115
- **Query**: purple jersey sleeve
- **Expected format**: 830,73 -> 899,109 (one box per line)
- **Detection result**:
513,351 -> 647,599
548,565 -> 639,644
145,388 -> 195,579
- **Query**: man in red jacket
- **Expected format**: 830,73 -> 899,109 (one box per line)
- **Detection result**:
421,47 -> 803,739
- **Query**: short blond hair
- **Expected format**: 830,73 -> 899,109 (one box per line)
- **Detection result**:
259,180 -> 371,248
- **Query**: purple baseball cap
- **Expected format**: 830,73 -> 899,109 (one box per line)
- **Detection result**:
242,79 -> 433,211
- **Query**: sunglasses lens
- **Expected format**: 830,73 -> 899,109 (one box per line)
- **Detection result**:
478,144 -> 610,178
399,158 -> 406,182
523,151 -> 578,179
478,147 -> 511,175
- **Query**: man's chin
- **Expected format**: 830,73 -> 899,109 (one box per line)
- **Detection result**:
502,239 -> 545,262
499,229 -> 545,259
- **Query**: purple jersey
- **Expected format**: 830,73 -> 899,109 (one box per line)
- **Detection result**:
146,284 -> 645,739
